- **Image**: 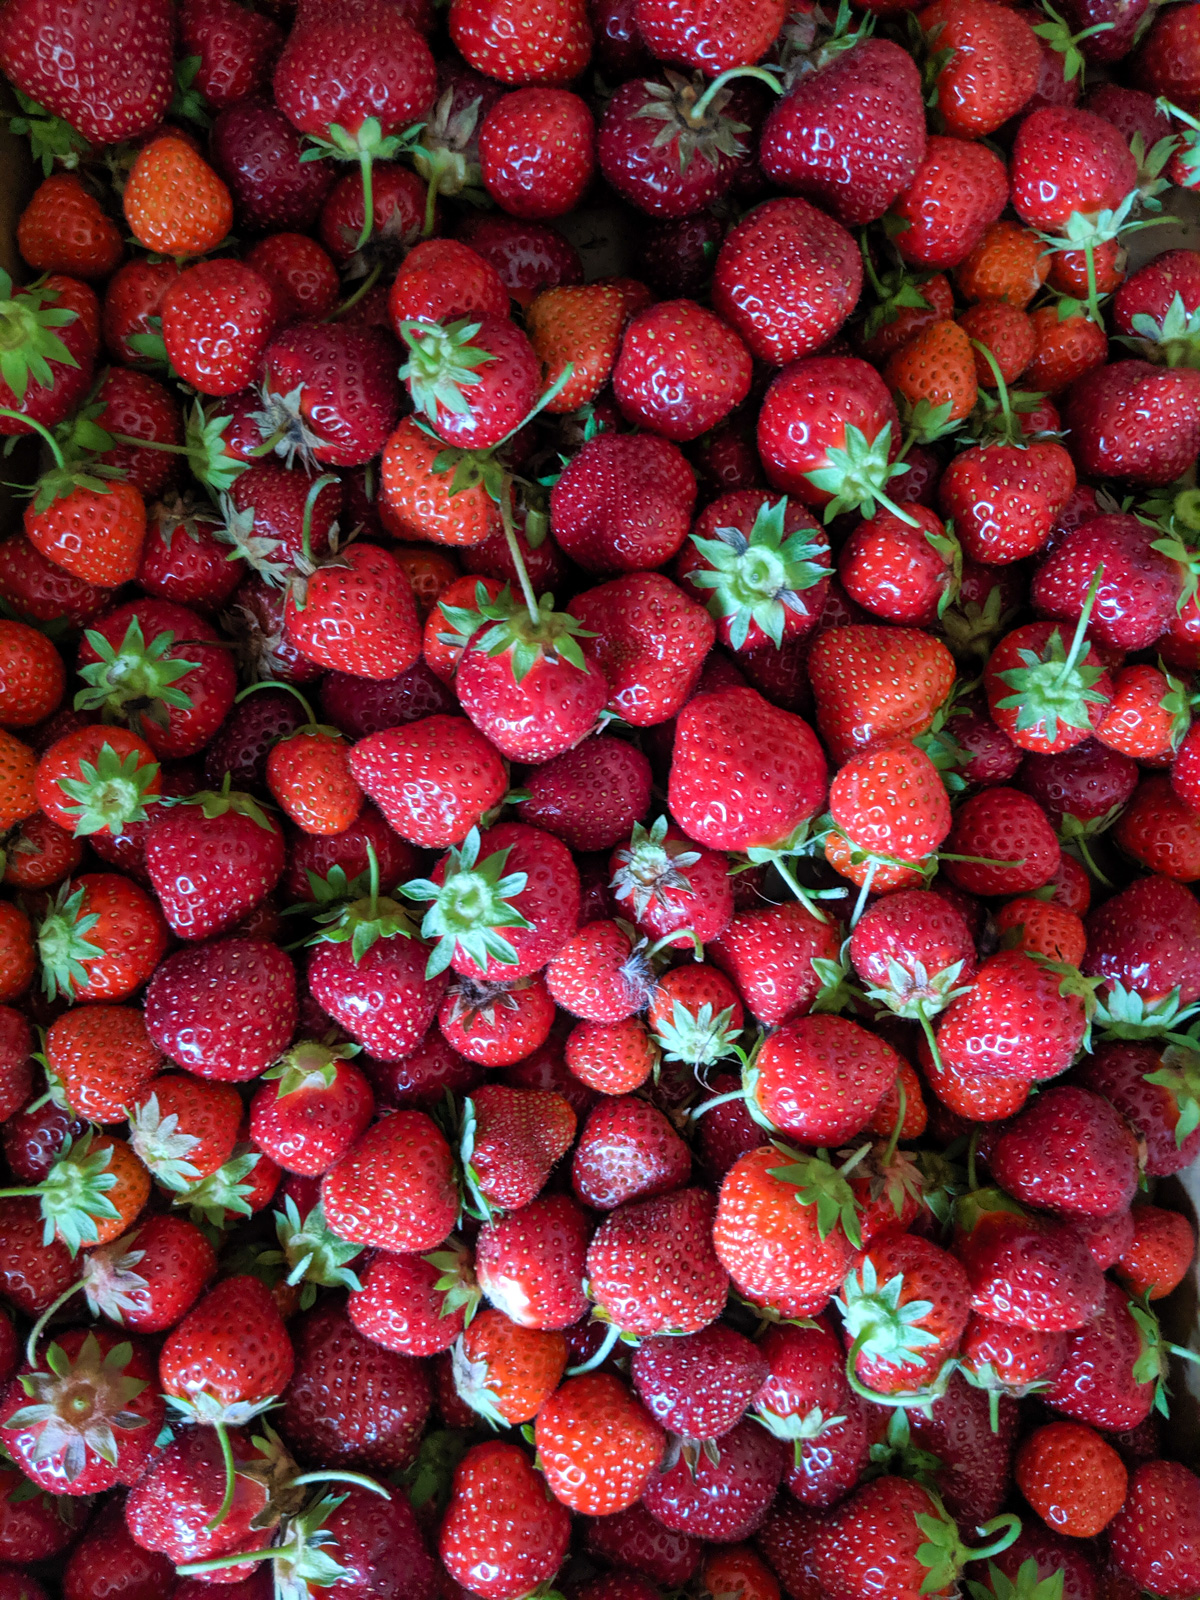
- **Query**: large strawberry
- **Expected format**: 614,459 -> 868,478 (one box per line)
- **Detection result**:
807,623 -> 956,765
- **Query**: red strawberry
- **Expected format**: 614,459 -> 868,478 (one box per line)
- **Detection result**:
321,1109 -> 457,1253
124,1424 -> 279,1575
612,301 -> 751,443
919,0 -> 1041,137
939,441 -> 1075,565
808,623 -> 956,765
992,1084 -> 1139,1218
480,88 -> 595,218
440,975 -> 556,1066
62,1495 -> 176,1600
390,238 -> 509,329
633,1321 -> 766,1442
891,136 -> 1009,270
826,741 -> 952,890
840,1232 -> 970,1396
940,787 -> 1060,895
210,97 -> 337,233
0,0 -> 173,144
161,261 -> 277,399
587,1186 -> 728,1335
249,1041 -> 374,1176
749,1013 -> 899,1145
953,1189 -> 1106,1330
0,1327 -> 163,1495
286,543 -> 421,681
0,273 -> 98,438
517,736 -> 652,851
347,1246 -> 472,1357
1033,514 -> 1182,650
838,505 -> 956,627
448,0 -> 593,86
399,315 -> 540,452
145,784 -> 283,939
179,0 -> 283,108
551,431 -> 697,573
1075,1040 -> 1200,1177
144,937 -> 297,1082
1011,105 -> 1137,235
597,74 -> 751,220
633,0 -> 785,71
1064,360 -> 1200,486
609,815 -> 731,946
461,1083 -> 576,1212
936,947 -> 1085,1083
475,1192 -> 590,1328
1083,873 -> 1200,1017
570,572 -> 715,727
127,1071 -> 241,1188
349,716 -> 506,848
1045,1278 -> 1159,1430
535,1370 -> 664,1516
78,1214 -> 217,1334
1110,1459 -> 1200,1600
761,39 -> 926,225
439,1440 -> 571,1600
710,898 -> 841,1026
642,1418 -> 787,1542
257,323 -> 402,468
572,1094 -> 691,1210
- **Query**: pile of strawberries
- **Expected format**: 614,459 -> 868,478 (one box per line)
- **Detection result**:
3,0 -> 1200,1598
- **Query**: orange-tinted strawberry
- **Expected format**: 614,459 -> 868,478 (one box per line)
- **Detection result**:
1022,306 -> 1109,394
123,134 -> 234,258
954,220 -> 1050,306
16,174 -> 123,282
0,730 -> 39,833
453,1307 -> 568,1426
0,620 -> 64,728
379,416 -> 499,547
994,896 -> 1087,966
885,319 -> 978,434
46,1004 -> 161,1126
958,301 -> 1037,385
526,284 -> 626,412
24,478 -> 146,588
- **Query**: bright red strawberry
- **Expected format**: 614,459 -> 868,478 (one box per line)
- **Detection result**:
286,543 -> 421,681
939,441 -> 1075,564
535,1370 -> 664,1516
1011,105 -> 1137,235
347,1246 -> 472,1357
587,1186 -> 728,1336
984,615 -> 1114,756
77,1214 -> 217,1334
596,74 -> 746,219
449,0 -> 593,86
35,726 -> 160,841
321,1108 -> 458,1253
144,785 -> 283,939
891,136 -> 1009,270
940,787 -> 1060,895
256,322 -> 402,468
710,898 -> 841,1026
0,0 -> 173,144
1044,1279 -> 1159,1430
953,1189 -> 1105,1330
475,1192 -> 590,1328
808,623 -> 956,765
992,1084 -> 1139,1218
161,261 -> 277,399
1033,513 -> 1181,651
1075,1040 -> 1200,1176
919,0 -> 1041,137
248,1041 -> 374,1177
398,315 -> 539,452
349,716 -> 507,848
1083,873 -> 1200,1018
572,1094 -> 691,1210
642,1418 -> 787,1543
936,947 -> 1086,1083
439,1440 -> 571,1600
611,300 -> 751,442
144,936 -> 297,1082
1064,360 -> 1200,486
460,1083 -> 576,1213
826,741 -> 951,890
551,430 -> 697,573
840,1232 -> 970,1395
570,572 -> 715,727
1110,1459 -> 1200,1600
479,88 -> 595,218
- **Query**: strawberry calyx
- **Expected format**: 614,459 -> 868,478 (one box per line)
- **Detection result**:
5,1331 -> 151,1484
173,1147 -> 263,1230
0,1130 -> 121,1256
401,826 -> 533,981
54,738 -> 162,838
308,840 -> 417,963
0,272 -> 81,404
1158,99 -> 1200,187
688,496 -> 829,650
127,1090 -> 204,1192
753,1393 -> 847,1457
8,88 -> 92,174
610,815 -> 701,920
1030,2 -> 1116,87
469,589 -> 596,685
1092,980 -> 1200,1045
441,973 -> 530,1034
804,422 -> 918,527
736,819 -> 849,924
835,1255 -> 940,1388
1118,289 -> 1200,368
167,774 -> 277,832
1057,802 -> 1126,885
423,1236 -> 482,1326
177,1483 -> 389,1583
263,1038 -> 361,1099
914,1497 -> 1022,1590
450,1332 -> 510,1428
630,69 -> 753,176
215,494 -> 293,588
967,1556 -> 1074,1600
1128,1291 -> 1200,1416
775,0 -> 872,80
151,492 -> 226,558
75,615 -> 200,732
398,318 -> 497,434
242,382 -> 328,477
866,1407 -> 943,1484
953,1185 -> 1026,1237
458,1095 -> 499,1224
651,997 -> 743,1069
940,578 -> 1018,662
22,1231 -> 156,1368
182,398 -> 249,493
1144,1042 -> 1200,1144
766,1142 -> 868,1248
35,879 -> 103,1001
405,89 -> 488,235
993,564 -> 1109,744
301,115 -> 420,251
260,1197 -> 363,1311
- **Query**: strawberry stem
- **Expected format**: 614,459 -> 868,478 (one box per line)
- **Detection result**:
300,473 -> 340,568
497,485 -> 541,621
882,1076 -> 908,1169
326,260 -> 383,322
177,1548 -> 281,1576
234,678 -> 319,728
290,1469 -> 390,1495
850,858 -> 878,930
963,1515 -> 1022,1563
968,339 -> 1016,436
356,149 -> 375,253
566,1320 -> 624,1375
773,858 -> 834,924
689,65 -> 783,122
24,1277 -> 83,1368
205,1418 -> 238,1531
0,409 -> 65,470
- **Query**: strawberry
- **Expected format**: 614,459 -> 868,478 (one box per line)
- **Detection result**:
16,174 -> 123,283
935,946 -> 1085,1085
766,40 -> 926,226
62,1495 -> 177,1600
78,1213 -> 217,1333
248,1041 -> 374,1176
633,1321 -> 765,1443
838,1232 -> 970,1396
439,1440 -> 571,1600
524,284 -> 625,415
479,89 -> 595,219
380,417 -> 498,548
955,220 -> 1050,306
1114,773 -> 1200,879
460,1082 -> 576,1212
713,1144 -> 859,1318
145,783 -> 283,939
457,212 -> 584,305
1076,1040 -> 1200,1176
1033,513 -> 1181,651
46,1004 -> 161,1126
609,814 -> 731,946
349,716 -> 507,849
286,542 -> 421,681
959,1311 -> 1067,1399
953,1189 -> 1106,1330
566,1015 -> 658,1092
36,871 -> 168,1003
919,0 -> 1041,137
390,237 -> 509,330
597,73 -> 748,220
643,1419 -> 787,1542
347,1247 -> 472,1356
258,322 -> 402,469
22,459 -> 146,592
441,974 -> 556,1065
1117,1203 -> 1196,1300
543,918 -> 650,1022
570,572 -> 716,728
1012,105 -> 1137,236
891,136 -> 1009,270
0,0 -> 173,144
144,936 -> 297,1081
0,1198 -> 76,1317
161,261 -> 277,400
535,1371 -> 664,1516
0,272 -> 98,441
1015,1420 -> 1127,1538
758,355 -> 909,519
992,1083 -> 1139,1218
244,233 -> 339,322
941,787 -> 1061,895
453,1309 -> 567,1426
475,1192 -> 590,1328
448,0 -> 593,86
808,623 -> 956,765
398,315 -> 540,452
838,505 -> 957,626
1065,360 -> 1200,486
939,441 -> 1075,565
826,741 -> 952,890
517,735 -> 652,852
983,616 -> 1114,756
123,134 -> 233,259
319,160 -> 426,269
1110,1459 -> 1200,1600
179,0 -> 283,108
0,620 -> 62,730
994,896 -> 1087,966
321,1108 -> 457,1253
265,712 -> 363,838
634,0 -> 785,71
272,0 -> 435,254
612,301 -> 752,442
1045,1278 -> 1160,1430
0,1327 -> 163,1496
1084,872 -> 1200,1029
749,1013 -> 898,1144
668,683 -> 827,858
77,601 -> 238,759
551,430 -> 697,573
573,1094 -> 691,1209
211,95 -> 337,234
702,1547 -> 780,1600
710,897 -> 840,1026
886,320 -> 978,437
587,1186 -> 728,1335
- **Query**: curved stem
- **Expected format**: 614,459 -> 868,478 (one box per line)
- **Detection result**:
204,1419 -> 237,1531
327,259 -> 382,322
873,487 -> 920,530
964,1514 -> 1022,1563
844,1334 -> 952,1410
850,857 -> 878,930
234,678 -> 319,726
566,1320 -> 624,1376
1072,833 -> 1112,890
773,858 -> 828,924
250,420 -> 290,459
644,928 -> 700,962
688,1088 -> 746,1120
882,1077 -> 908,1169
690,65 -> 784,122
496,484 -> 540,622
0,409 -> 65,470
290,1468 -> 390,1496
355,149 -> 376,254
917,1006 -> 946,1079
422,173 -> 439,239
859,232 -> 886,299
107,431 -> 193,456
300,472 -> 339,567
177,1548 -> 280,1576
969,338 -> 1014,431
25,1278 -> 83,1367
364,837 -> 380,913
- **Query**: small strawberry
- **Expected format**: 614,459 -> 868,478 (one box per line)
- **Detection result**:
1015,1420 -> 1128,1538
448,0 -> 593,86
249,1041 -> 374,1177
1110,1459 -> 1200,1600
16,174 -> 123,283
123,134 -> 233,259
161,261 -> 278,399
398,315 -> 540,452
808,623 -> 956,765
535,1371 -> 665,1516
572,1095 -> 692,1210
475,1192 -> 590,1329
612,300 -> 751,443
1117,1204 -> 1196,1301
46,1004 -> 161,1126
460,1083 -> 576,1213
258,322 -> 402,469
517,735 -> 652,852
439,1440 -> 571,1600
984,609 -> 1114,756
551,430 -> 698,573
479,88 -> 595,218
286,542 -> 422,682
587,1186 -> 728,1336
144,936 -> 297,1083
452,1308 -> 567,1426
179,0 -> 283,108
321,1109 -> 458,1254
919,0 -> 1041,137
525,284 -> 626,413
145,782 -> 284,940
347,1245 -> 473,1357
440,974 -> 556,1066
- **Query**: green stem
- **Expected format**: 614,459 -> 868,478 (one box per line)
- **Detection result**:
566,1320 -> 624,1376
916,1006 -> 946,1079
0,1187 -> 40,1199
364,838 -> 380,914
859,233 -> 886,299
25,1278 -> 83,1367
1071,832 -> 1112,890
0,410 -> 65,469
234,678 -> 319,726
850,857 -> 878,930
300,472 -> 339,567
290,1469 -> 390,1496
1083,238 -> 1103,329
496,485 -> 540,622
107,431 -> 193,456
422,173 -> 439,239
882,1076 -> 908,1169
355,150 -> 376,254
773,858 -> 829,924
689,65 -> 784,122
250,420 -> 290,459
177,1547 -> 281,1576
688,1088 -> 746,1120
964,1515 -> 1022,1563
204,1419 -> 237,1531
327,259 -> 383,322
872,487 -> 920,530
